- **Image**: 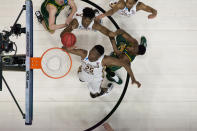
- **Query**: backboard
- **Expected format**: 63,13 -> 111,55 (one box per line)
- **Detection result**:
25,0 -> 33,125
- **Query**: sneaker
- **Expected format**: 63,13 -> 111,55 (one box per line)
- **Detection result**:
140,36 -> 147,47
79,79 -> 85,82
106,73 -> 122,85
35,11 -> 44,23
99,83 -> 114,97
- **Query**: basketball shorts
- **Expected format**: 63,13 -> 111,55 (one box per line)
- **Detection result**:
78,70 -> 103,94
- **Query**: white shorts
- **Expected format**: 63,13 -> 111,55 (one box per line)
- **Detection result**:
78,71 -> 103,94
87,79 -> 102,94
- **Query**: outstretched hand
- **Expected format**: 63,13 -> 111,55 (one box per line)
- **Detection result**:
96,14 -> 105,20
131,79 -> 141,88
148,14 -> 156,19
103,123 -> 114,131
62,45 -> 77,51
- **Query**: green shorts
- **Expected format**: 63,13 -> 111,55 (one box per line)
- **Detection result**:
107,52 -> 122,72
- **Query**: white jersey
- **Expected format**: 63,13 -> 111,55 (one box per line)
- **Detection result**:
74,8 -> 101,31
110,0 -> 139,16
75,15 -> 95,30
79,52 -> 105,82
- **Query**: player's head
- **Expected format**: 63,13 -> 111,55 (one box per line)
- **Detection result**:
137,45 -> 146,55
127,45 -> 146,55
88,45 -> 104,62
83,7 -> 98,19
82,7 -> 99,27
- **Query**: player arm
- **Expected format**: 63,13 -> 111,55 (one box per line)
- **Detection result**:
101,1 -> 125,18
103,56 -> 141,87
62,46 -> 87,59
137,2 -> 157,19
60,18 -> 78,37
48,5 -> 66,30
92,21 -> 116,37
67,0 -> 77,20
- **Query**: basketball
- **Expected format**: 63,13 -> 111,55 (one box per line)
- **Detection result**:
61,32 -> 76,48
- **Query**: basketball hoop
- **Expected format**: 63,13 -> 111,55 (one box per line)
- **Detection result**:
30,48 -> 72,79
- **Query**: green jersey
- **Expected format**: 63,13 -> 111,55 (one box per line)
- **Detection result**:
108,35 -> 136,72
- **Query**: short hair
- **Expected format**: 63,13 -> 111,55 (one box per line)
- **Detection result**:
94,45 -> 105,55
137,45 -> 146,55
83,7 -> 99,19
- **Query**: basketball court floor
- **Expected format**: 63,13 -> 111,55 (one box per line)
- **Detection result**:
0,0 -> 197,131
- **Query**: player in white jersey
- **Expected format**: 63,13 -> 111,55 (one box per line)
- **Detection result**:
60,7 -> 117,38
73,8 -> 101,31
62,45 -> 141,98
97,0 -> 157,19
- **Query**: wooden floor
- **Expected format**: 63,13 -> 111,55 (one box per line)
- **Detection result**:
0,0 -> 197,131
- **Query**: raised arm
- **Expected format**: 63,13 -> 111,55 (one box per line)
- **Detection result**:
92,21 -> 116,37
60,18 -> 78,37
66,0 -> 77,25
137,2 -> 157,19
62,46 -> 87,59
48,5 -> 66,31
102,56 -> 141,87
96,0 -> 125,19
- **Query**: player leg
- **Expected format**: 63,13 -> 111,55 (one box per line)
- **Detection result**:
35,3 -> 55,34
105,34 -> 134,84
105,52 -> 123,84
77,66 -> 86,82
88,80 -> 114,98
35,12 -> 55,34
106,67 -> 122,85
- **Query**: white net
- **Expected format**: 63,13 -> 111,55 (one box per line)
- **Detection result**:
41,48 -> 72,79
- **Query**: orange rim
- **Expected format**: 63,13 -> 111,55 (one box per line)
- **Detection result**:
31,47 -> 72,79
